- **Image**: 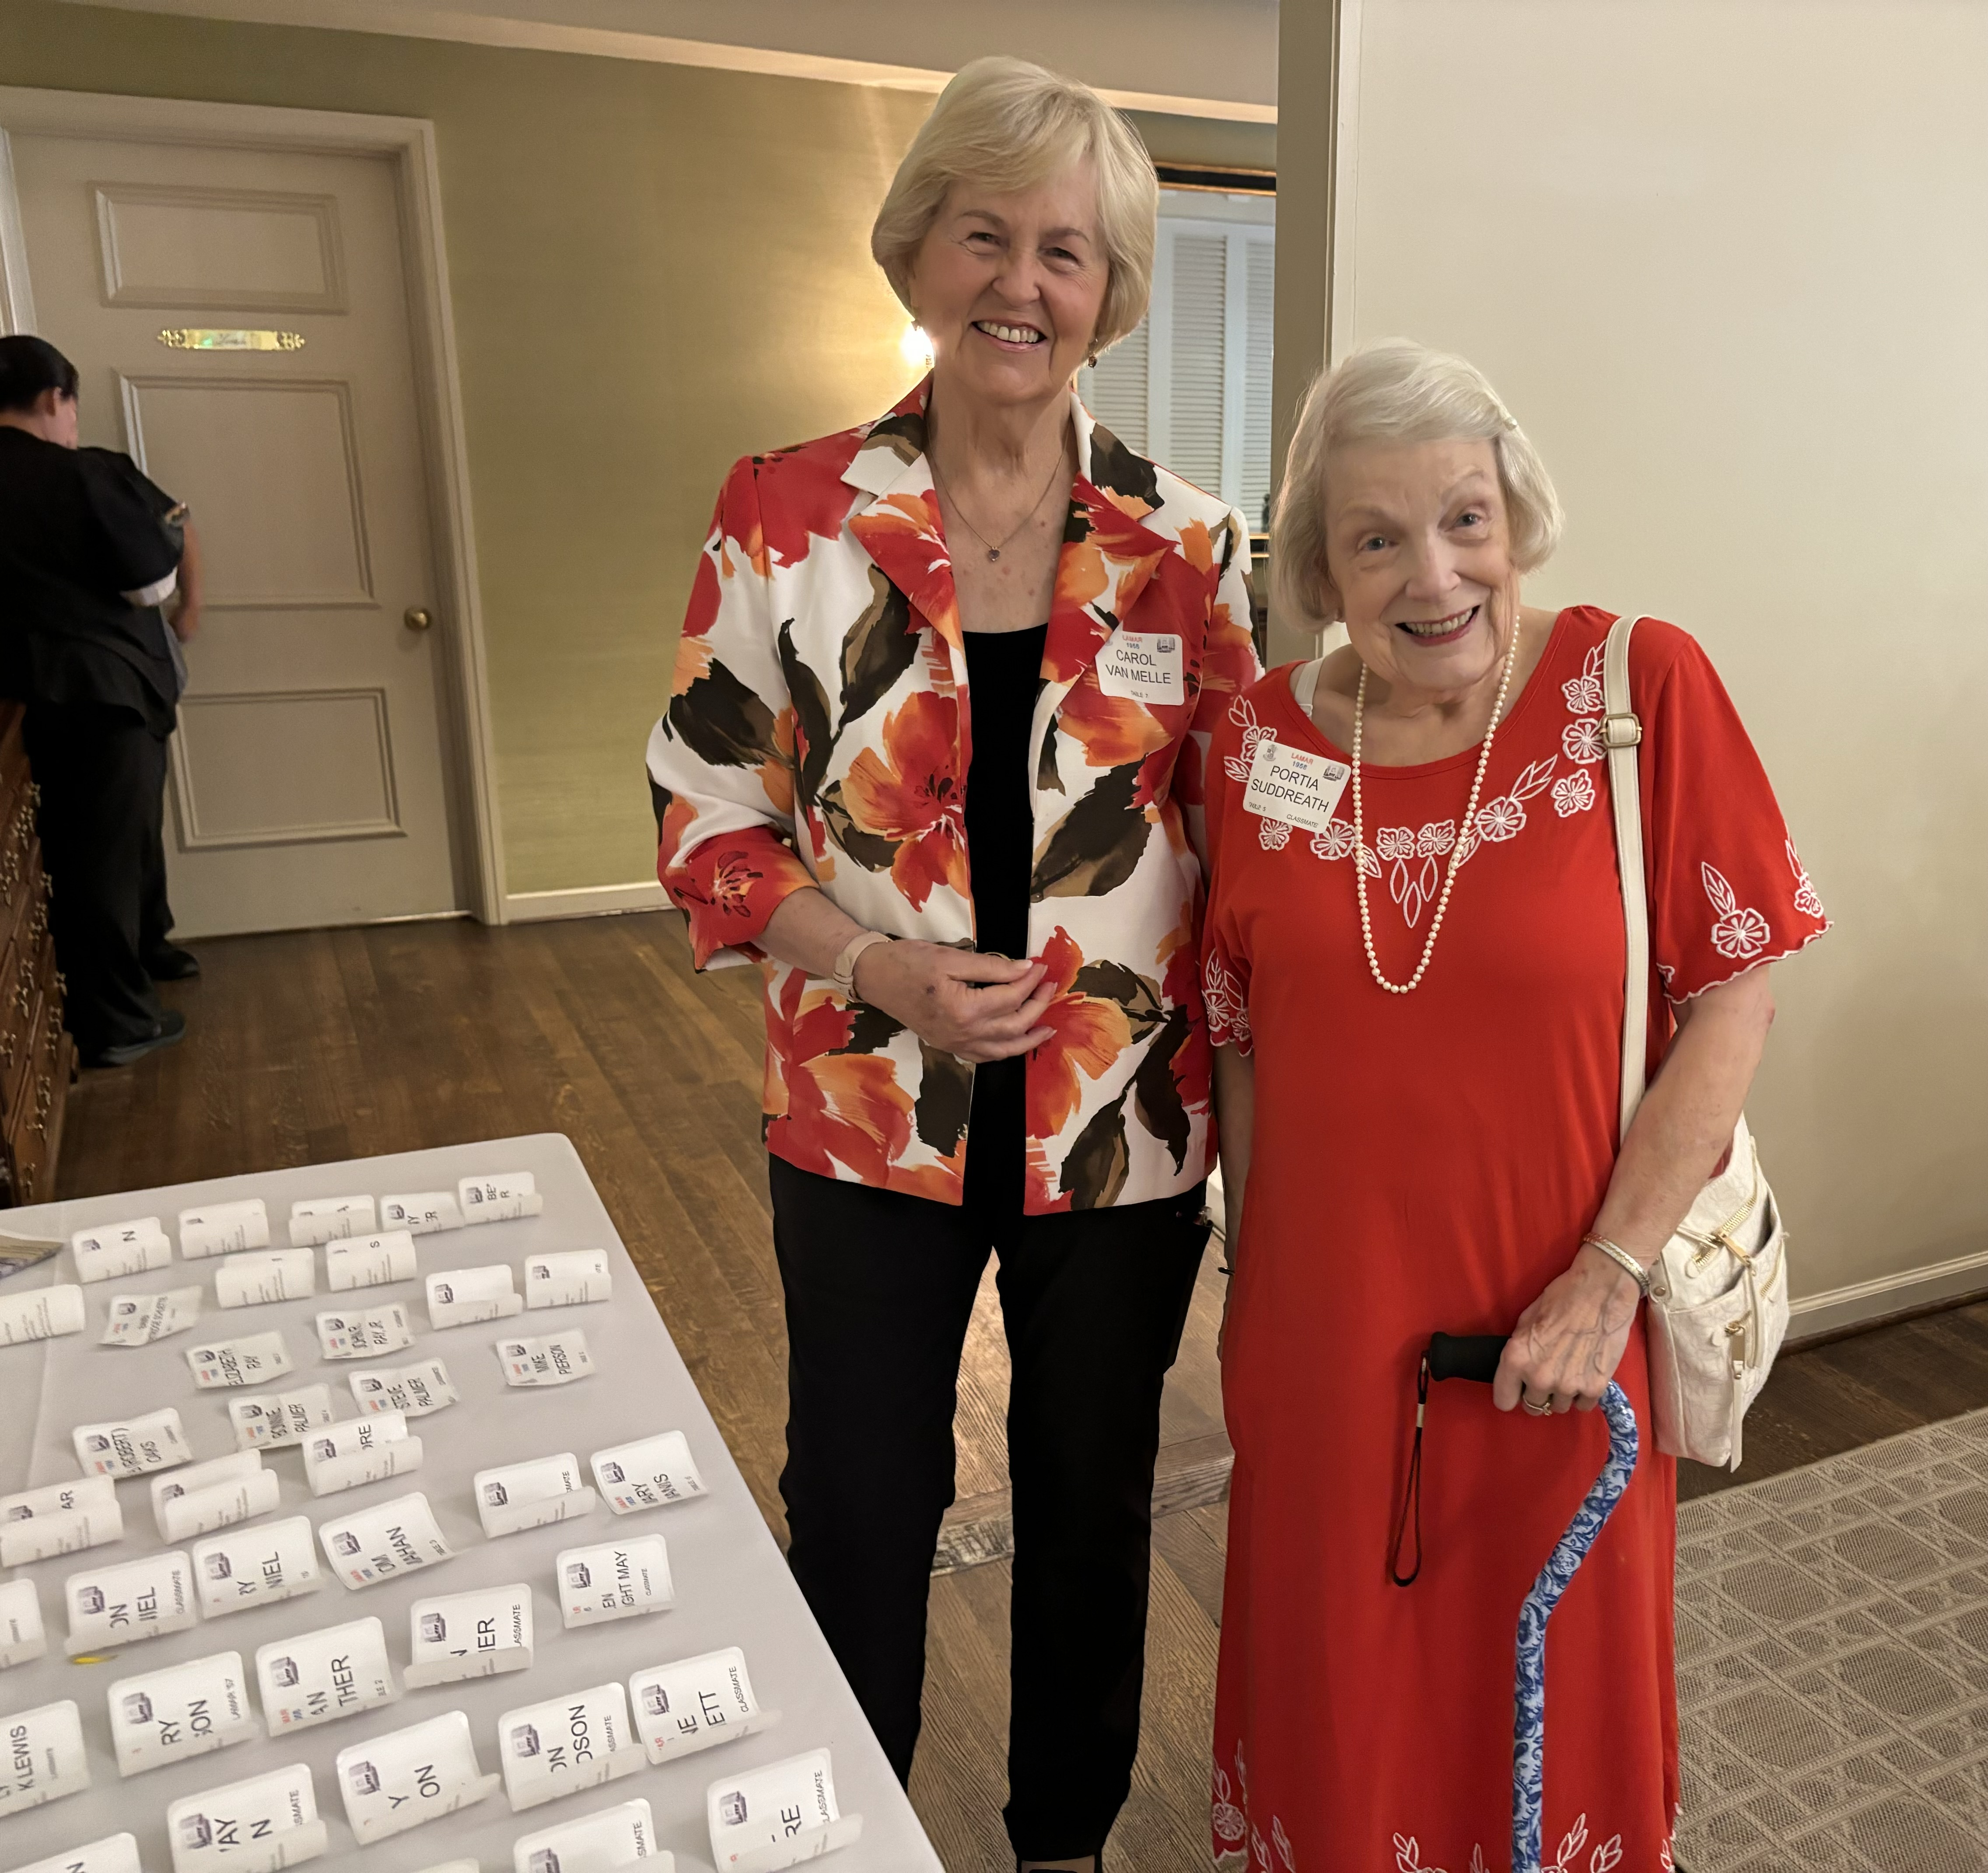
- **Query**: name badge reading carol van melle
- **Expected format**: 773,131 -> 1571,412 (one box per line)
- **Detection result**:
1093,631 -> 1184,704
1243,738 -> 1351,835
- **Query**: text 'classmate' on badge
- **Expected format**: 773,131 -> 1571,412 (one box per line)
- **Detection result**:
1242,737 -> 1352,835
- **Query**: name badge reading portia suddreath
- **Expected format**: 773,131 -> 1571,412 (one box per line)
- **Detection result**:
1243,738 -> 1351,835
1093,631 -> 1184,704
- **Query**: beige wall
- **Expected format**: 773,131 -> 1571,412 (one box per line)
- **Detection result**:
1277,0 -> 1987,1320
0,0 -> 1271,896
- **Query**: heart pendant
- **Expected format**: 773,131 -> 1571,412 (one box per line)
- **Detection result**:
987,548 -> 1001,562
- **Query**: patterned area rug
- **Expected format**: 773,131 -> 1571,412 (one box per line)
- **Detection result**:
1675,1406 -> 1988,1870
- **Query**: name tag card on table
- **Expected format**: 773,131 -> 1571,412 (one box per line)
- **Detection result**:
0,1700 -> 90,1817
102,1286 -> 202,1345
459,1172 -> 542,1223
381,1192 -> 464,1235
74,1407 -> 191,1478
404,1584 -> 533,1688
325,1231 -> 417,1292
497,1681 -> 644,1811
288,1196 -> 375,1248
0,1579 -> 46,1669
513,1799 -> 668,1873
707,1749 -> 864,1872
229,1384 -> 336,1451
304,1412 -> 424,1498
0,1286 -> 85,1346
106,1650 -> 254,1776
255,1618 -> 396,1735
193,1517 -> 322,1619
476,1454 -> 596,1538
499,1332 -> 594,1388
630,1647 -> 771,1765
524,1250 -> 611,1308
215,1250 -> 315,1308
71,1220 -> 170,1283
349,1358 -> 455,1417
187,1332 -> 294,1390
178,1200 -> 270,1260
0,1476 -> 122,1567
166,1762 -> 327,1873
558,1534 -> 672,1629
316,1305 -> 415,1361
152,1452 -> 281,1542
10,1835 -> 140,1873
64,1551 -> 198,1656
335,1710 -> 499,1844
592,1430 -> 707,1513
317,1492 -> 454,1590
426,1264 -> 522,1328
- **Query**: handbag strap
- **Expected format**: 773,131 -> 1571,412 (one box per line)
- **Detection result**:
1602,613 -> 1651,1144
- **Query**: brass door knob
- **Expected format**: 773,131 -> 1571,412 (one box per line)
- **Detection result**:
403,607 -> 434,632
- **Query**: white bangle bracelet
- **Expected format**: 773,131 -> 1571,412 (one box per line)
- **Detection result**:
830,929 -> 892,1000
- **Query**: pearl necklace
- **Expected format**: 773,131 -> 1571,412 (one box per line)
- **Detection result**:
1349,637 -> 1517,995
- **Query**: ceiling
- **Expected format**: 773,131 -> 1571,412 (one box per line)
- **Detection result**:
66,0 -> 1279,121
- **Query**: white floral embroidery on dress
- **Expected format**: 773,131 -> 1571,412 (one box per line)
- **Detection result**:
1259,816 -> 1292,852
1376,821 -> 1457,927
1703,863 -> 1771,959
1389,1816 -> 1634,1873
1786,839 -> 1823,918
1562,643 -> 1606,715
1226,695 -> 1274,784
1203,951 -> 1252,1052
1562,717 -> 1607,765
1553,770 -> 1597,818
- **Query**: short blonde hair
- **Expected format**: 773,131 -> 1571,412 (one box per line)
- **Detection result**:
1274,339 -> 1564,625
871,56 -> 1158,358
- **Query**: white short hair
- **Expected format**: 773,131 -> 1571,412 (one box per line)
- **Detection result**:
871,56 -> 1158,359
1274,340 -> 1564,625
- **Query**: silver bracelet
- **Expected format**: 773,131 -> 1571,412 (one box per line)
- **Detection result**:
1581,1234 -> 1652,1299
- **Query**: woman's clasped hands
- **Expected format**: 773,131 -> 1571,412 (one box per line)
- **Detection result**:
853,940 -> 1057,1063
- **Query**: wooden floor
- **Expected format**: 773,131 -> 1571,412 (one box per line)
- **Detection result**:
54,913 -> 1988,1871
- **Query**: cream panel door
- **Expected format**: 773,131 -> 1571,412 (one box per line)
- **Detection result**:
10,133 -> 461,936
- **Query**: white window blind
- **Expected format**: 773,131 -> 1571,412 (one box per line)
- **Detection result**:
1081,217 -> 1274,514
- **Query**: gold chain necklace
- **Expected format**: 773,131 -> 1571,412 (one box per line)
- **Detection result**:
930,447 -> 1068,563
1349,639 -> 1517,995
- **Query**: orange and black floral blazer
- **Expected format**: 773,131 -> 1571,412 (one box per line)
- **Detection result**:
646,379 -> 1262,1212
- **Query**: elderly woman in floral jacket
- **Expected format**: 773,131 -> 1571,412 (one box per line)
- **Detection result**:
646,55 -> 1260,1873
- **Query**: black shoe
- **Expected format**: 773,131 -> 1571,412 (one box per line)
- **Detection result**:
87,1009 -> 186,1068
144,944 -> 200,981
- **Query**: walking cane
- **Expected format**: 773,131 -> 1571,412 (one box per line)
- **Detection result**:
1420,1333 -> 1641,1873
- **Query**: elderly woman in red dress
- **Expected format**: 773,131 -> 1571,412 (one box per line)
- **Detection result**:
1202,341 -> 1828,1870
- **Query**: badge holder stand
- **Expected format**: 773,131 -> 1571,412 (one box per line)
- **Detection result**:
718,1815 -> 864,1873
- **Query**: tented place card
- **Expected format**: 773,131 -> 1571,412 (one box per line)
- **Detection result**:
459,1172 -> 542,1224
304,1412 -> 423,1498
592,1431 -> 706,1513
336,1710 -> 499,1844
255,1618 -> 396,1735
349,1358 -> 456,1416
193,1517 -> 322,1618
106,1649 -> 255,1776
524,1250 -> 611,1308
74,1407 -> 192,1478
72,1219 -> 171,1283
0,1577 -> 46,1669
706,1749 -> 862,1871
512,1799 -> 668,1873
426,1264 -> 522,1328
10,1835 -> 140,1873
187,1331 -> 295,1390
152,1451 -> 282,1542
476,1454 -> 596,1538
404,1584 -> 533,1688
215,1250 -> 316,1309
64,1550 -> 198,1655
326,1231 -> 418,1292
166,1762 -> 327,1873
0,1700 -> 89,1817
178,1200 -> 271,1260
101,1285 -> 203,1345
630,1648 -> 769,1765
228,1385 -> 336,1451
288,1196 -> 375,1248
315,1305 -> 415,1361
499,1331 -> 595,1388
0,1284 -> 85,1346
381,1192 -> 464,1235
496,1681 -> 643,1811
317,1492 -> 454,1590
557,1534 -> 672,1630
0,1475 -> 122,1567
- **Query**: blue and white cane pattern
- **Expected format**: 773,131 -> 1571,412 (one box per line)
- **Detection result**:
1509,1383 -> 1639,1873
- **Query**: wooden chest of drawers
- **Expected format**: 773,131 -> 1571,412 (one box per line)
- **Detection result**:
0,702 -> 72,1206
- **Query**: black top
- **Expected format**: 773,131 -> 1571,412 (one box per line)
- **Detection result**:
0,429 -> 183,732
959,624 -> 1047,1217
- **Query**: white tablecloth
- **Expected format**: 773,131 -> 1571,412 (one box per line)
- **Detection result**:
0,1133 -> 941,1873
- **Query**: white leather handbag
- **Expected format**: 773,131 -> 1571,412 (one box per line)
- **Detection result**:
1603,613 -> 1789,1470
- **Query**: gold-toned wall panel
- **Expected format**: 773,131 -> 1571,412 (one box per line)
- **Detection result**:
94,182 -> 345,312
170,687 -> 402,848
119,374 -> 374,609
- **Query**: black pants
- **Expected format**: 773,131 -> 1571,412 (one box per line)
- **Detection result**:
23,702 -> 170,1055
770,1153 -> 1208,1859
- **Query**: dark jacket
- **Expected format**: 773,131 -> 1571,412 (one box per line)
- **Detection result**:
0,428 -> 184,734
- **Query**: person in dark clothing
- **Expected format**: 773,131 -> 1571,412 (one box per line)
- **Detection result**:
0,335 -> 202,1067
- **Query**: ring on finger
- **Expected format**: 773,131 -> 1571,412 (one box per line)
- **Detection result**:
1522,1392 -> 1554,1417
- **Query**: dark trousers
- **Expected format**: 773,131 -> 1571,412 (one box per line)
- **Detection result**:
23,702 -> 169,1055
770,1153 -> 1209,1859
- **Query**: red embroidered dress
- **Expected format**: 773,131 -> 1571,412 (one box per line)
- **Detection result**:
1201,609 -> 1828,1873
